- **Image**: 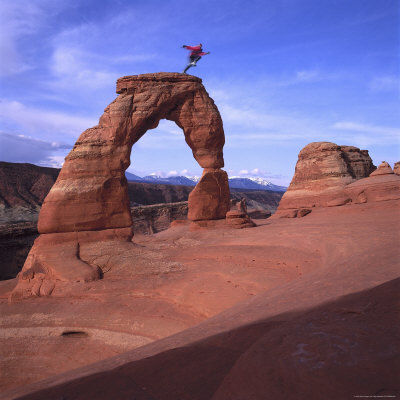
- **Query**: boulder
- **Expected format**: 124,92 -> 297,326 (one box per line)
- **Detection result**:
370,161 -> 394,176
188,169 -> 230,221
276,142 -> 375,214
225,210 -> 256,228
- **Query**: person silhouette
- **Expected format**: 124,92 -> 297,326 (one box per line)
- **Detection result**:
182,44 -> 210,74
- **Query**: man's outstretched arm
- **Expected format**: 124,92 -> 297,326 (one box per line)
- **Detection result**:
182,45 -> 202,50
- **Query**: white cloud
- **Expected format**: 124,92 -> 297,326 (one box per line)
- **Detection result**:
0,131 -> 70,165
49,46 -> 117,91
149,171 -> 166,177
0,99 -> 97,137
331,121 -> 400,149
44,10 -> 161,95
0,0 -> 67,76
42,155 -> 65,168
0,2 -> 39,75
167,170 -> 178,176
112,54 -> 157,64
210,81 -> 400,150
369,76 -> 399,92
219,103 -> 328,145
332,121 -> 400,137
295,69 -> 320,82
228,167 -> 290,185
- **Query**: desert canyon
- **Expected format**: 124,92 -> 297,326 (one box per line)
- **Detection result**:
0,73 -> 399,399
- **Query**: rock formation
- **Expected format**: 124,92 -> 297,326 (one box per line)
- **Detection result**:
276,142 -> 376,216
344,160 -> 400,204
4,199 -> 399,398
188,169 -> 230,220
11,73 -> 230,300
225,198 -> 256,228
370,161 -> 394,176
394,161 -> 400,175
1,162 -> 283,281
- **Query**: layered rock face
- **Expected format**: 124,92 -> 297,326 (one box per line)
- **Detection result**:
0,162 -> 59,224
345,161 -> 400,204
276,143 -> 400,218
131,201 -> 188,235
394,161 -> 400,175
276,142 -> 376,215
12,73 -> 230,299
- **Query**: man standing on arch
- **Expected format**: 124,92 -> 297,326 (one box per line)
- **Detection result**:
182,43 -> 210,74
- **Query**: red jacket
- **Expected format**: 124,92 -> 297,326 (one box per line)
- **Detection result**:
183,45 -> 208,57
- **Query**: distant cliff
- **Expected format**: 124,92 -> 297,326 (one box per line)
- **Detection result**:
0,162 -> 284,218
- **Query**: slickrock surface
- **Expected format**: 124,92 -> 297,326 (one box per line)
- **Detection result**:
275,142 -> 376,216
11,73 -> 230,299
1,198 -> 398,399
344,170 -> 400,204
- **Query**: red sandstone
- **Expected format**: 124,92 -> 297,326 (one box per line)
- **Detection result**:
1,198 -> 398,399
11,73 -> 231,300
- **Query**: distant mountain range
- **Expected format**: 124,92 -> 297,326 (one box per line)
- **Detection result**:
125,172 -> 286,192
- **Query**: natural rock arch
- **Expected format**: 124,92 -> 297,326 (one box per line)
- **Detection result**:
11,73 -> 230,300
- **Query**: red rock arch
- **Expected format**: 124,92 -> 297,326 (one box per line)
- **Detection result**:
11,73 -> 230,300
39,73 -> 228,233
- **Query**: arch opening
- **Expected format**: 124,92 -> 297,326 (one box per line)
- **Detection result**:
127,119 -> 202,185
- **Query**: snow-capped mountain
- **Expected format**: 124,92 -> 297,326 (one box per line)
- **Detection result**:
229,176 -> 286,192
126,174 -> 197,186
230,176 -> 273,187
144,175 -> 197,186
125,172 -> 144,182
125,172 -> 286,192
184,175 -> 201,183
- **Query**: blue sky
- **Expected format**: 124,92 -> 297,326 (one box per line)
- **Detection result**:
0,0 -> 398,185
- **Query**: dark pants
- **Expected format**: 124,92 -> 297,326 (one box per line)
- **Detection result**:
183,56 -> 202,74
190,55 -> 201,63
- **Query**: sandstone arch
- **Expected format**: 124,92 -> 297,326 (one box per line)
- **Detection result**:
11,73 -> 230,300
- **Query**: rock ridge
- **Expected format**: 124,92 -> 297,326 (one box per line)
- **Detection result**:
117,72 -> 202,93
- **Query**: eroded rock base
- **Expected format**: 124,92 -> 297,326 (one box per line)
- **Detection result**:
10,227 -> 133,301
